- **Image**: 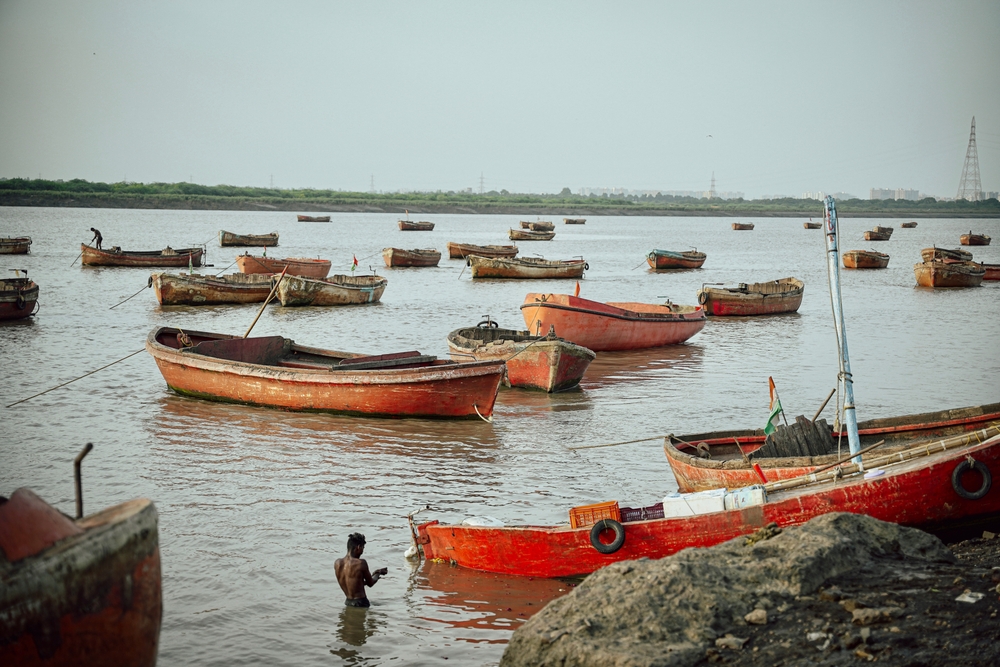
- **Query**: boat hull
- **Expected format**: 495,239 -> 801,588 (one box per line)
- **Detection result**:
914,260 -> 984,287
276,274 -> 387,306
921,247 -> 972,262
236,254 -> 331,278
469,256 -> 585,280
901,222 -> 917,228
446,243 -> 518,259
382,248 -> 441,267
399,221 -> 434,231
509,229 -> 555,241
960,234 -> 991,246
696,277 -> 804,316
982,264 -> 1000,281
0,236 -> 32,254
520,293 -> 706,351
863,226 -> 893,241
563,218 -> 586,224
803,222 -> 822,229
0,279 -> 39,320
520,221 -> 555,231
220,231 -> 279,247
81,244 -> 203,268
419,433 -> 1000,577
732,223 -> 754,230
152,272 -> 274,305
297,215 -> 330,222
646,250 -> 706,270
842,250 -> 889,269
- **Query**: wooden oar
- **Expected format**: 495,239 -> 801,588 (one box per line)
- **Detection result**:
244,266 -> 288,338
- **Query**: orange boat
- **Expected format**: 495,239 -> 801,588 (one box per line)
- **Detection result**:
960,232 -> 991,246
297,215 -> 331,222
81,244 -> 203,268
236,253 -> 331,278
382,247 -> 441,267
519,293 -> 706,351
446,242 -> 518,259
842,250 -> 889,269
447,322 -> 595,392
696,277 -> 804,316
145,327 -> 505,419
0,487 -> 161,666
732,222 -> 754,230
913,260 -> 985,287
0,272 -> 39,320
803,222 -> 822,229
863,226 -> 893,241
398,220 -> 434,231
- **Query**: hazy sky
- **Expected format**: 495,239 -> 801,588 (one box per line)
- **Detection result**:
1,1 -> 998,198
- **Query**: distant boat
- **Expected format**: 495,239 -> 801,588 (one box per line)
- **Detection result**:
382,248 -> 441,267
842,250 -> 890,269
913,260 -> 985,288
0,272 -> 39,320
297,215 -> 331,222
81,244 -> 203,268
696,277 -> 804,316
563,218 -> 586,225
220,230 -> 279,247
509,228 -> 555,241
803,222 -> 822,229
921,247 -> 973,263
399,220 -> 435,231
446,242 -> 518,259
863,226 -> 893,241
152,272 -> 275,305
236,253 -> 331,278
960,232 -> 991,246
276,274 -> 387,306
900,221 -> 918,228
732,222 -> 754,230
0,236 -> 31,254
982,264 -> 1000,281
468,255 -> 586,280
520,293 -> 706,351
646,249 -> 706,270
519,220 -> 555,232
447,324 -> 595,393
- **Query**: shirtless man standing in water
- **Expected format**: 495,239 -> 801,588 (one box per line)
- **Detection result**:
335,533 -> 387,608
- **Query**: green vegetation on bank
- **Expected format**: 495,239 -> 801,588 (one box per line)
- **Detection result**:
1,178 -> 998,217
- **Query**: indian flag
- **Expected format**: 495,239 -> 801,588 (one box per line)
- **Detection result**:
764,376 -> 783,435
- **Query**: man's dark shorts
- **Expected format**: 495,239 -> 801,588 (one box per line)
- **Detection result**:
345,598 -> 370,608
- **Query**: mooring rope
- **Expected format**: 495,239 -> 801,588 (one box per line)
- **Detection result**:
6,349 -> 145,408
567,434 -> 667,450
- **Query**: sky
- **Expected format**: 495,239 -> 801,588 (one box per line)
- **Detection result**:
1,1 -> 998,199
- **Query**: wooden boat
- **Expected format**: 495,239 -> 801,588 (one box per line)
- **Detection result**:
276,274 -> 387,306
914,260 -> 985,287
803,222 -> 822,229
563,218 -> 586,224
80,244 -> 204,268
696,277 -> 804,316
0,488 -> 161,665
145,327 -> 505,419
519,293 -> 706,351
415,430 -> 1000,577
152,272 -> 275,305
731,222 -> 754,230
663,402 -> 1000,492
960,232 -> 991,246
236,253 -> 331,278
520,220 -> 555,231
863,225 -> 893,241
842,250 -> 889,269
220,230 -> 279,247
646,249 -> 706,270
297,215 -> 330,222
982,264 -> 1000,281
447,323 -> 595,392
509,228 -> 555,241
468,256 -> 586,280
382,247 -> 441,267
921,246 -> 972,262
901,221 -> 918,228
446,242 -> 518,259
399,220 -> 435,231
0,273 -> 39,320
0,236 -> 31,254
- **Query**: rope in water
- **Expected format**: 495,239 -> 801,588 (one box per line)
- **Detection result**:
567,434 -> 667,450
5,349 -> 145,408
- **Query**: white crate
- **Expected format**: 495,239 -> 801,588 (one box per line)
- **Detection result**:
724,485 -> 767,510
662,488 -> 727,517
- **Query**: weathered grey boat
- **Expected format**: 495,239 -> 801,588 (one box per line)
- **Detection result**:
152,272 -> 275,305
276,273 -> 388,306
219,230 -> 279,247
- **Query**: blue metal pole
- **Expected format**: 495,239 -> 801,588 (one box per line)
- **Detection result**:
823,197 -> 861,460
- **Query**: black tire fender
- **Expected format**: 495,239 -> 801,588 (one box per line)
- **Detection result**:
477,319 -> 499,328
584,262 -> 590,271
697,291 -> 708,305
952,459 -> 991,500
589,519 -> 625,554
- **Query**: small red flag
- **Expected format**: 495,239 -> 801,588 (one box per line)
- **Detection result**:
352,254 -> 358,271
574,281 -> 580,297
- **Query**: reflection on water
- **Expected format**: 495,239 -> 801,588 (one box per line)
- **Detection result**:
330,606 -> 381,664
581,342 -> 705,387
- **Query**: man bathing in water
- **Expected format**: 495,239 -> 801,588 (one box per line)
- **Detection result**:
335,533 -> 387,608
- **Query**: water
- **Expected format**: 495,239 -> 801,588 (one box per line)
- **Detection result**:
1,208 -> 998,665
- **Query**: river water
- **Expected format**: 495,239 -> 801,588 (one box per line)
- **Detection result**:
1,207 -> 998,665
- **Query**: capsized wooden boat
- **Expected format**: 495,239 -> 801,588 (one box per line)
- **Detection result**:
842,250 -> 889,269
863,226 -> 893,241
219,230 -> 279,247
145,327 -> 504,419
696,277 -> 804,316
921,247 -> 973,262
0,488 -> 161,665
900,221 -> 918,228
563,218 -> 586,224
399,220 -> 435,231
520,220 -> 555,231
276,273 -> 387,306
982,264 -> 1000,281
0,236 -> 32,254
152,272 -> 275,305
236,253 -> 331,278
803,222 -> 822,229
298,215 -> 331,222
960,232 -> 991,246
509,228 -> 555,241
468,255 -> 586,280
447,323 -> 595,392
663,402 -> 1000,492
646,249 -> 706,270
0,274 -> 39,320
519,293 -> 706,351
732,222 -> 754,230
415,431 -> 1000,577
80,244 -> 204,268
382,247 -> 441,267
914,260 -> 985,287
446,242 -> 519,259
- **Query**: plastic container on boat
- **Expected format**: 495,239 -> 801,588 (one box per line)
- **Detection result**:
724,485 -> 767,510
568,501 -> 621,528
662,488 -> 726,517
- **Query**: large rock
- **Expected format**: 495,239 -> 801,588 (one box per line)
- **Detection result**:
500,513 -> 954,667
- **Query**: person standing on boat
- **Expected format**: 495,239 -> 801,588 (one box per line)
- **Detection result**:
335,533 -> 387,608
90,227 -> 103,249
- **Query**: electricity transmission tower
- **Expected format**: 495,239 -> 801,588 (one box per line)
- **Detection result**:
479,172 -> 485,195
956,117 -> 982,201
370,174 -> 375,194
709,172 -> 716,199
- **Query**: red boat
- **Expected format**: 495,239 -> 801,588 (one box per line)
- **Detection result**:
145,327 -> 505,419
914,260 -> 985,287
960,232 -> 991,246
662,402 -> 1000,492
399,220 -> 435,231
236,253 -> 332,278
297,215 -> 331,222
381,247 -> 441,267
0,272 -> 39,320
81,244 -> 203,268
696,277 -> 804,316
842,250 -> 889,269
416,431 -> 1000,577
0,488 -> 161,666
519,293 -> 706,351
646,249 -> 706,270
447,323 -> 595,392
982,263 -> 1000,281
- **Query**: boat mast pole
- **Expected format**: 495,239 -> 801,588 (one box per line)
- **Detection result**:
823,196 -> 861,460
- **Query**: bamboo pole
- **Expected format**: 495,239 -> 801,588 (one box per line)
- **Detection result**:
243,266 -> 288,338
